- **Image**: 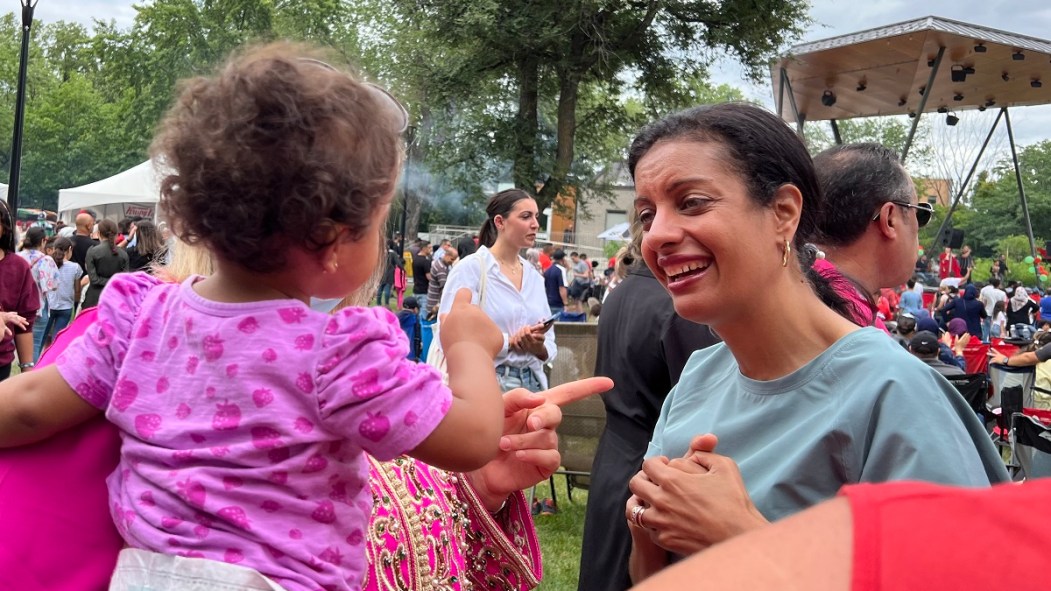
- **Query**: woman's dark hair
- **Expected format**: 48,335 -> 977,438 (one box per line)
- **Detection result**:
811,143 -> 914,247
0,200 -> 14,253
478,188 -> 534,248
118,217 -> 136,236
20,226 -> 46,251
52,236 -> 72,268
151,41 -> 405,273
627,102 -> 851,321
133,220 -> 166,259
98,219 -> 119,255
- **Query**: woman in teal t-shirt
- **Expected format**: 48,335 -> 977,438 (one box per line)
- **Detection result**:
622,103 -> 1009,584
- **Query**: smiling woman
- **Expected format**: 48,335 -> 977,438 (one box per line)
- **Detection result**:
622,102 -> 1010,585
437,189 -> 555,393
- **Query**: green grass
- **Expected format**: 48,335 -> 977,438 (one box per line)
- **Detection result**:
532,477 -> 588,591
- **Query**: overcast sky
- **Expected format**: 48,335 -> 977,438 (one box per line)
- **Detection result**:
20,0 -> 1051,156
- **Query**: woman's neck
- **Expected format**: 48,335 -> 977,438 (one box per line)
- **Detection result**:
488,241 -> 520,265
712,276 -> 859,381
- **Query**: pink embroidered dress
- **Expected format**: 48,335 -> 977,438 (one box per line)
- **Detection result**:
54,272 -> 451,591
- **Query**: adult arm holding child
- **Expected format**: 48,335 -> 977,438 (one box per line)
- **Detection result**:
0,366 -> 100,447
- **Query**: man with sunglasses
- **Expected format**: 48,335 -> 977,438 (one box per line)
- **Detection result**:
811,143 -> 931,333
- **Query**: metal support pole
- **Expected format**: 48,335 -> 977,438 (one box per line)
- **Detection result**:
927,108 -> 1004,256
1004,108 -> 1042,288
398,125 -> 418,260
7,0 -> 38,215
780,67 -> 805,136
777,65 -> 786,121
902,46 -> 945,163
830,119 -> 842,145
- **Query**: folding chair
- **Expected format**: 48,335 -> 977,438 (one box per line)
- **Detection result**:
987,363 -> 1034,410
1010,412 -> 1051,480
552,395 -> 606,503
531,322 -> 602,509
944,372 -> 990,422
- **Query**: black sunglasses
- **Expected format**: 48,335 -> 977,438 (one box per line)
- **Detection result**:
871,201 -> 933,227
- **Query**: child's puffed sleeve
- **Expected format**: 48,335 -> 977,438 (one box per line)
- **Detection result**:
54,272 -> 163,410
315,307 -> 452,461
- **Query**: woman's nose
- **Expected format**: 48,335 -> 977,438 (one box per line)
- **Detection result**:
643,208 -> 682,251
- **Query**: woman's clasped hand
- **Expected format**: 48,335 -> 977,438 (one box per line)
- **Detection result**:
626,434 -> 767,555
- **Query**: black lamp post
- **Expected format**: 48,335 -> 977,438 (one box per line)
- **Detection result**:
7,0 -> 38,216
398,124 -> 418,259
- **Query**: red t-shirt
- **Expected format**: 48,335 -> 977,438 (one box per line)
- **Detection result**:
843,480 -> 1051,590
539,252 -> 552,271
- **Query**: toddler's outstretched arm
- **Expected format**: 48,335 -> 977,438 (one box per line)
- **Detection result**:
0,366 -> 100,447
410,288 -> 504,472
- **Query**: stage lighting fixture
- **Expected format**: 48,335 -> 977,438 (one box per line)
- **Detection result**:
964,66 -> 976,75
821,90 -> 837,107
974,43 -> 987,53
978,105 -> 987,112
918,86 -> 926,96
985,98 -> 996,107
927,58 -> 936,67
856,82 -> 867,92
1013,51 -> 1025,61
937,105 -> 948,114
1033,79 -> 1043,88
953,93 -> 964,101
951,65 -> 966,82
1002,72 -> 1011,82
898,97 -> 907,107
908,112 -> 917,119
946,114 -> 960,126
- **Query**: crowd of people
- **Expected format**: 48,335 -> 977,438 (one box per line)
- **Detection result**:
0,39 -> 1048,591
0,207 -> 172,374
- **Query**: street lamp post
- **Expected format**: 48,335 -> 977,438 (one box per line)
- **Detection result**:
398,125 -> 418,259
7,0 -> 39,216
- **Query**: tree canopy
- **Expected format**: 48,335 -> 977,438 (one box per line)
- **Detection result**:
1,0 -> 807,230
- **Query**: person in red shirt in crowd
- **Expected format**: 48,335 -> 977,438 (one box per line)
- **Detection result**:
538,244 -> 553,271
939,246 -> 961,280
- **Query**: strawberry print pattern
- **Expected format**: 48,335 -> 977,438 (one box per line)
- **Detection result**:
52,273 -> 453,591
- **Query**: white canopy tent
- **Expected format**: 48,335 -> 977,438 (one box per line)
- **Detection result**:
57,161 -> 161,222
0,183 -> 7,203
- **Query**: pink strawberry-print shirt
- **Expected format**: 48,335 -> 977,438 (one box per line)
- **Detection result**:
55,273 -> 451,591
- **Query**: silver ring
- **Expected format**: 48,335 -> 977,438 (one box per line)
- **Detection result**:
631,505 -> 646,528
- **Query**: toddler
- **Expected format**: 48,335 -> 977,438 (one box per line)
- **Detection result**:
0,43 -> 504,591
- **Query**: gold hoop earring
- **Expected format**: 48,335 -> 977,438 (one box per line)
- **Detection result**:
782,239 -> 791,268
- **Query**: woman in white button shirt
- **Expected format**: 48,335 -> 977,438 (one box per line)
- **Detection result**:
438,189 -> 555,392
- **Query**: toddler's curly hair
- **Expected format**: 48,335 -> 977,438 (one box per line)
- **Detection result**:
151,41 -> 405,273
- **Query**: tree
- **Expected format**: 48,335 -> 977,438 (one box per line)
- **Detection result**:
388,0 -> 810,211
956,141 -> 1051,258
803,115 -> 934,169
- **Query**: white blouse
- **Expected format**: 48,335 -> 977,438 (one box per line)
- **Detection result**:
436,246 -> 556,388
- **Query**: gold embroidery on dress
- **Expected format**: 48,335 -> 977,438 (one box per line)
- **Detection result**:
364,456 -> 472,590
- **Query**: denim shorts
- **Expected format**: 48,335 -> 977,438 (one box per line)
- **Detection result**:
495,364 -> 542,393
